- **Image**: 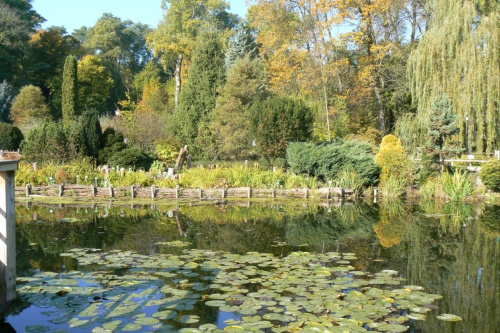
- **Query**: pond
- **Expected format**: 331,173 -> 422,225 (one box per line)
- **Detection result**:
2,200 -> 499,332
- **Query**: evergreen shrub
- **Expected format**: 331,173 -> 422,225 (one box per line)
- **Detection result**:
0,123 -> 23,150
107,147 -> 154,170
287,140 -> 380,186
480,161 -> 500,192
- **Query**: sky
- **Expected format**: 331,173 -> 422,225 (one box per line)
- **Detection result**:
32,0 -> 248,33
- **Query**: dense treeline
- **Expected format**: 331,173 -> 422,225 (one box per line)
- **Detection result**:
0,0 -> 499,192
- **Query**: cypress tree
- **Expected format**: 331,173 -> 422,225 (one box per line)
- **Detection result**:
172,31 -> 226,150
62,55 -> 78,124
80,110 -> 102,159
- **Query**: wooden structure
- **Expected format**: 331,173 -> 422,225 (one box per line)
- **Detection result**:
0,160 -> 19,312
17,184 -> 353,200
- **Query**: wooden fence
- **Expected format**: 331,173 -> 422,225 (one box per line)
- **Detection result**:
16,184 -> 356,200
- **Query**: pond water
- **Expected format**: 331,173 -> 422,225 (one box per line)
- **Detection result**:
2,200 -> 499,332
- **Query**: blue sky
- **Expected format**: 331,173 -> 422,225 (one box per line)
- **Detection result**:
32,0 -> 248,33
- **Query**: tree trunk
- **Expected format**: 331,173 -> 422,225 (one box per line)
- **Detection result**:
174,54 -> 183,108
374,87 -> 386,134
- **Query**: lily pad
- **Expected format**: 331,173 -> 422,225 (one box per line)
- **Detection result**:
436,314 -> 462,322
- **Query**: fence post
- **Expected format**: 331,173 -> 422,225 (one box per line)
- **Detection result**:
248,187 -> 251,198
304,188 -> 308,198
109,184 -> 114,198
130,185 -> 135,198
59,184 -> 64,197
91,184 -> 96,197
175,185 -> 180,199
222,187 -> 226,199
151,185 -> 156,199
25,183 -> 30,197
272,188 -> 275,198
199,187 -> 202,199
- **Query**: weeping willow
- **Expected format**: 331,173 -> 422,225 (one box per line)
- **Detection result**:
408,0 -> 500,153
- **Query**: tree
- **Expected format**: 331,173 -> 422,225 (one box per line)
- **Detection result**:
79,110 -> 102,158
0,80 -> 15,122
62,55 -> 78,124
375,134 -> 410,182
171,32 -> 226,151
77,55 -> 114,114
0,123 -> 23,150
211,56 -> 269,160
251,96 -> 313,160
225,24 -> 258,69
20,121 -> 69,163
84,14 -> 153,102
147,0 -> 236,107
425,96 -> 463,165
0,0 -> 43,84
10,85 -> 51,126
408,0 -> 500,153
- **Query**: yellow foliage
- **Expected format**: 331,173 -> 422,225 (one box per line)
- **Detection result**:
375,134 -> 409,181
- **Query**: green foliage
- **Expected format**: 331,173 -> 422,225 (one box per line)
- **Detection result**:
77,55 -> 114,115
225,24 -> 258,69
20,121 -> 73,163
172,32 -> 226,152
107,147 -> 154,170
251,97 -> 313,160
378,176 -> 407,198
79,110 -> 102,158
419,176 -> 444,199
10,85 -> 51,126
62,55 -> 78,124
442,170 -> 475,201
155,139 -> 180,165
479,160 -> 500,192
0,80 -> 15,122
425,96 -> 463,163
98,128 -> 127,165
287,140 -> 380,187
0,123 -> 23,150
334,169 -> 364,194
211,56 -> 269,160
179,165 -> 317,189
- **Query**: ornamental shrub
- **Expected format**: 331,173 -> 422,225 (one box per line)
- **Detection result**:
251,97 -> 313,160
107,147 -> 154,170
480,161 -> 500,192
0,123 -> 23,150
287,140 -> 380,186
375,134 -> 409,182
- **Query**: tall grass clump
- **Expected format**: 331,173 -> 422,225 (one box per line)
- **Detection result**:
442,170 -> 475,201
334,169 -> 364,194
419,176 -> 444,199
378,176 -> 407,198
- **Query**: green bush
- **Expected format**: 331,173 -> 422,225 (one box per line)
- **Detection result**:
0,123 -> 23,150
287,140 -> 380,187
480,160 -> 500,192
107,147 -> 154,170
20,121 -> 73,163
251,97 -> 313,160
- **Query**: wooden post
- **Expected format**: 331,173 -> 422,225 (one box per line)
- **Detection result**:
175,145 -> 189,171
109,184 -> 114,198
326,187 -> 330,199
176,185 -> 180,199
248,187 -> 251,199
130,185 -> 135,198
222,188 -> 226,199
0,160 -> 19,311
304,188 -> 308,198
91,184 -> 96,197
272,188 -> 275,198
151,185 -> 156,199
59,184 -> 64,197
199,188 -> 202,199
25,183 -> 30,197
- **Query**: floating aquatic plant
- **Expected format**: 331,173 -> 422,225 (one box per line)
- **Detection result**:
16,248 -> 459,332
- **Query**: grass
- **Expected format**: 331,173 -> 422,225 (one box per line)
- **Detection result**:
442,169 -> 475,201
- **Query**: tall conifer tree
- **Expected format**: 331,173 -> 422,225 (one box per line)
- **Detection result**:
62,55 -> 78,124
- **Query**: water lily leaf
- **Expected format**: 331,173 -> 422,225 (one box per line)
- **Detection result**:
122,323 -> 142,331
152,310 -> 177,320
436,314 -> 462,322
377,323 -> 408,332
135,317 -> 160,325
26,325 -> 51,333
199,323 -> 218,331
176,315 -> 200,324
406,313 -> 426,320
